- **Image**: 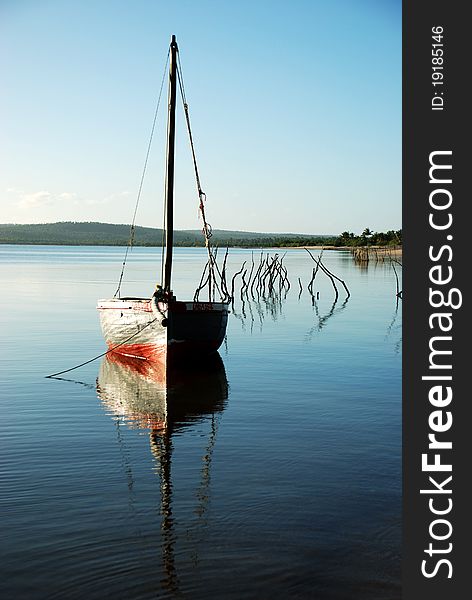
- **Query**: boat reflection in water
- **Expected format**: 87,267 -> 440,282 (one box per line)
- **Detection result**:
96,351 -> 228,594
97,351 -> 228,431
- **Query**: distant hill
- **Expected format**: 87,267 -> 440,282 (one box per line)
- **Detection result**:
0,222 -> 335,248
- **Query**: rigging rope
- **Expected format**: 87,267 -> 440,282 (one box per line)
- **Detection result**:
114,49 -> 170,298
176,53 -> 226,303
176,55 -> 213,245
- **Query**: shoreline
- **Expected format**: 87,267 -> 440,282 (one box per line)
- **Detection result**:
289,245 -> 402,255
0,241 -> 402,254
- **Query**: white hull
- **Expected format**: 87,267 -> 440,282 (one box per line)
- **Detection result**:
97,297 -> 228,362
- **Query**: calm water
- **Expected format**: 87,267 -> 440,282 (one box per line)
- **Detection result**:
0,245 -> 401,599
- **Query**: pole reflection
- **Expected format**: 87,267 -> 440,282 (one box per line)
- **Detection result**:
96,352 -> 228,594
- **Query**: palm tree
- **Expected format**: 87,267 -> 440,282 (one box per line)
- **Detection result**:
361,228 -> 373,245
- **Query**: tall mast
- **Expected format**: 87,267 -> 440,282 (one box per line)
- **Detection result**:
164,35 -> 178,293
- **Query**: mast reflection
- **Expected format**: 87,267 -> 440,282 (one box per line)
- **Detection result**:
96,352 -> 229,594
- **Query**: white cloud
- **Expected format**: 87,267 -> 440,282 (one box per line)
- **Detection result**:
84,190 -> 131,206
17,191 -> 54,209
7,189 -> 78,210
58,192 -> 78,202
2,188 -> 132,222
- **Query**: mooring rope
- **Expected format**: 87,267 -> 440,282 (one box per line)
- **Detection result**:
45,318 -> 159,378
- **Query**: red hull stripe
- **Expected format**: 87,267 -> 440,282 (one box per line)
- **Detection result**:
107,342 -> 165,361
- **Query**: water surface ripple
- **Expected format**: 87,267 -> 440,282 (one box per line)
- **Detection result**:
1,245 -> 401,599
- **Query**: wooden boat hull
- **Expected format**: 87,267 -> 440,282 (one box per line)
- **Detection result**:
97,297 -> 228,363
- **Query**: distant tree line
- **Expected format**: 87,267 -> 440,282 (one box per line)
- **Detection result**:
0,222 -> 401,248
333,228 -> 402,247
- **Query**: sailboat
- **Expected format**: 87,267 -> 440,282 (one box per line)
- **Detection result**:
97,35 -> 228,365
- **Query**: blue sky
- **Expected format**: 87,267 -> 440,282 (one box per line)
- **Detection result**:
1,0 -> 401,234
